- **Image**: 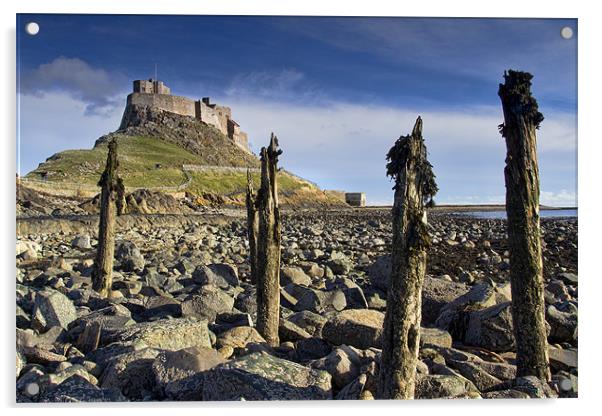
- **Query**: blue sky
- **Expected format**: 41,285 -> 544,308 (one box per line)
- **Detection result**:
17,14 -> 577,206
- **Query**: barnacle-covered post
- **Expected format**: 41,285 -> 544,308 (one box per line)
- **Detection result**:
377,117 -> 438,399
246,169 -> 259,285
255,133 -> 283,346
498,70 -> 550,381
92,139 -> 125,298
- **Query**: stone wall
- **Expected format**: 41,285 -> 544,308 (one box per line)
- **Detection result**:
195,100 -> 225,134
127,93 -> 195,118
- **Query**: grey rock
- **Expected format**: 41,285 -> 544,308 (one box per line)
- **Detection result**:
464,302 -> 515,352
336,373 -> 367,400
116,241 -> 145,272
283,283 -> 347,314
482,389 -> 530,399
322,309 -> 451,350
546,304 -> 577,343
295,337 -> 333,361
415,374 -> 480,399
68,304 -> 134,345
192,264 -> 240,288
280,267 -> 312,287
512,376 -> 558,398
548,346 -> 578,371
32,289 -> 78,331
71,235 -> 92,250
217,326 -> 266,350
310,345 -> 362,389
100,348 -> 160,400
446,359 -> 502,391
152,346 -> 225,400
202,352 -> 332,400
287,310 -> 328,337
40,375 -> 125,402
279,319 -> 312,343
109,317 -> 212,351
181,285 -> 234,322
322,309 -> 383,349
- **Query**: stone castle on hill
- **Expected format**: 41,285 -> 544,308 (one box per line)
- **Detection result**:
122,79 -> 250,152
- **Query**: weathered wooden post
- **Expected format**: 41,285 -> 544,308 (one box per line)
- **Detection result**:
255,133 -> 282,346
377,117 -> 438,399
92,139 -> 125,298
498,70 -> 550,381
246,169 -> 259,285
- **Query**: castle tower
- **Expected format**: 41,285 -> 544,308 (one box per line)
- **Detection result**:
133,79 -> 171,95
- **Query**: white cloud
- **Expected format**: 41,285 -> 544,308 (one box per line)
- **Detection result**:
20,57 -> 127,116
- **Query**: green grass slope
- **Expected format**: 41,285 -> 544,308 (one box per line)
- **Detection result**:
25,135 -> 344,207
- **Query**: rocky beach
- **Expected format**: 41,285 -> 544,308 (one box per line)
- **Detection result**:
16,190 -> 578,402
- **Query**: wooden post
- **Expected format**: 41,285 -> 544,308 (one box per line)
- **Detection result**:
377,117 -> 438,399
498,70 -> 550,381
255,133 -> 282,347
92,139 -> 125,298
246,169 -> 259,285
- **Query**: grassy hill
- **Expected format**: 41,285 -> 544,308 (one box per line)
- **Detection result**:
24,104 -> 346,207
25,135 -> 344,207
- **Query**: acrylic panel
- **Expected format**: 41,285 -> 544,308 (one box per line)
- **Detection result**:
16,14 -> 577,403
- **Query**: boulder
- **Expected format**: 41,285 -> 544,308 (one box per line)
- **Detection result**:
287,310 -> 328,337
100,348 -> 160,400
446,359 -> 502,391
152,346 -> 225,400
512,376 -> 558,398
40,375 -> 125,402
217,326 -> 266,350
464,302 -> 515,352
116,241 -> 145,272
415,374 -> 480,399
68,304 -> 134,345
32,289 -> 78,331
546,304 -> 578,343
279,319 -> 312,343
548,346 -> 578,372
181,285 -> 234,322
71,235 -> 92,250
37,364 -> 98,396
281,267 -> 312,287
322,309 -> 450,350
309,345 -> 363,389
283,283 -> 346,314
192,264 -> 240,288
108,317 -> 212,351
295,337 -> 333,361
141,296 -> 182,320
435,282 -> 497,334
422,277 -> 470,326
202,352 -> 332,400
322,309 -> 383,349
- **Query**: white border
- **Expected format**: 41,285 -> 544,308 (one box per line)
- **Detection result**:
2,1 -> 599,415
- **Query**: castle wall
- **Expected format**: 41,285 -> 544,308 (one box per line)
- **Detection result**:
195,100 -> 225,134
128,93 -> 195,118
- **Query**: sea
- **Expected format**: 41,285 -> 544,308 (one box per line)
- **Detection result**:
456,209 -> 577,220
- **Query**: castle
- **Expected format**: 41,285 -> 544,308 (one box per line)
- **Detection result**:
123,79 -> 250,152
